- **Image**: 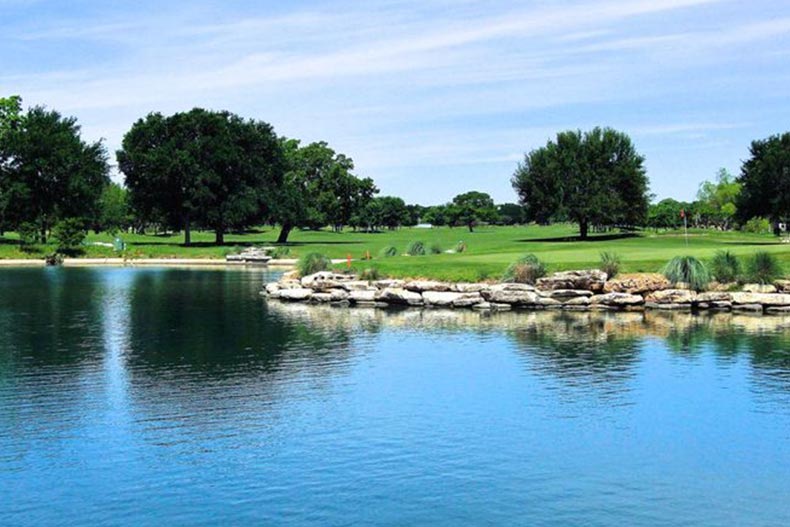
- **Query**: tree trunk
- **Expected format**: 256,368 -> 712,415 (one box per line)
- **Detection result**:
215,228 -> 224,245
184,216 -> 191,246
579,220 -> 589,240
40,220 -> 47,244
277,224 -> 293,244
467,222 -> 474,232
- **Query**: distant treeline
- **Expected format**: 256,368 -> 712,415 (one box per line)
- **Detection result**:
1,95 -> 789,246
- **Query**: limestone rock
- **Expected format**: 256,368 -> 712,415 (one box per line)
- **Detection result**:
590,292 -> 644,307
340,280 -> 376,292
482,284 -> 540,305
264,282 -> 281,296
328,289 -> 349,302
563,296 -> 591,306
404,280 -> 452,292
537,270 -> 607,292
310,293 -> 333,303
278,288 -> 314,301
374,279 -> 405,289
603,273 -> 670,294
645,289 -> 697,304
696,292 -> 732,303
452,293 -> 484,308
742,283 -> 778,294
774,280 -> 790,293
377,287 -> 424,306
422,291 -> 463,307
349,290 -> 377,303
731,293 -> 790,306
539,289 -> 594,300
454,283 -> 488,293
301,271 -> 352,290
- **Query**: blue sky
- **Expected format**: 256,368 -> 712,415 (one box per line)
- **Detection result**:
2,0 -> 789,204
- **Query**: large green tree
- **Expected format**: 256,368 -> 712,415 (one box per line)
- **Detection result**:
275,139 -> 376,243
0,103 -> 109,242
118,109 -> 283,245
696,168 -> 740,229
512,127 -> 649,239
447,191 -> 498,232
736,132 -> 790,234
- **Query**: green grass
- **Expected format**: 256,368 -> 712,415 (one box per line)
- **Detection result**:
2,224 -> 789,282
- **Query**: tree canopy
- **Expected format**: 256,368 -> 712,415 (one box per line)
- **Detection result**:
117,108 -> 283,245
0,102 -> 109,242
695,168 -> 740,229
447,191 -> 498,232
511,127 -> 649,239
736,132 -> 790,232
275,139 -> 377,242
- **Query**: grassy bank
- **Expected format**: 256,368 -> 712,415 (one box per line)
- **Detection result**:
2,224 -> 789,281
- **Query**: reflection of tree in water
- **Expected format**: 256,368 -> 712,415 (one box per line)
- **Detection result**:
507,312 -> 645,400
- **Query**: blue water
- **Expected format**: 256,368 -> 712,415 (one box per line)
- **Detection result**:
1,267 -> 789,526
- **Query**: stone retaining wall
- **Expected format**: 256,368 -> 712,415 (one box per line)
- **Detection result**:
262,270 -> 790,314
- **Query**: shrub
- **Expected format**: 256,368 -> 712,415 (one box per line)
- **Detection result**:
52,218 -> 86,254
662,256 -> 710,291
455,241 -> 468,253
269,246 -> 291,259
502,254 -> 547,284
599,251 -> 621,278
406,240 -> 425,256
297,252 -> 331,276
745,252 -> 782,284
18,222 -> 39,247
379,245 -> 398,257
359,267 -> 381,280
710,250 -> 740,283
429,243 -> 443,254
742,217 -> 771,234
45,252 -> 64,266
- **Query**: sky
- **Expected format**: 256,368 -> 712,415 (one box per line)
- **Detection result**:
2,0 -> 789,205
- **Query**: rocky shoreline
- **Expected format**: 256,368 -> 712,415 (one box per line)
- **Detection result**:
262,270 -> 790,314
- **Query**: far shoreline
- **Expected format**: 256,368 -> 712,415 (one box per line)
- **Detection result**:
0,257 -> 304,268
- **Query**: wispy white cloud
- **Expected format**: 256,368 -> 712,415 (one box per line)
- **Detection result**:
1,0 -> 787,202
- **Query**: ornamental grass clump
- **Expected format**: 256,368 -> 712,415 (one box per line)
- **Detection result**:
662,256 -> 710,291
297,252 -> 331,277
270,246 -> 291,259
359,267 -> 381,280
502,254 -> 547,284
599,251 -> 621,278
455,241 -> 468,253
429,242 -> 443,254
746,252 -> 781,284
406,241 -> 426,256
710,250 -> 741,283
379,245 -> 398,257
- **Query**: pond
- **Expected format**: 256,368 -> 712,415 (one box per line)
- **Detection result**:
1,267 -> 789,526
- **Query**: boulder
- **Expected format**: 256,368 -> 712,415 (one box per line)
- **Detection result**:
696,292 -> 732,303
774,280 -> 790,293
538,297 -> 562,308
377,287 -> 424,306
328,289 -> 350,302
563,296 -> 591,306
277,279 -> 303,289
454,283 -> 488,293
603,273 -> 670,294
590,292 -> 644,307
373,279 -> 405,289
539,289 -> 594,300
732,303 -> 763,312
310,293 -> 333,303
644,289 -> 697,304
730,293 -> 790,306
300,271 -> 352,290
340,280 -> 376,292
742,283 -> 778,294
264,282 -> 281,296
404,280 -> 452,292
422,291 -> 484,308
482,284 -> 540,305
537,270 -> 607,292
349,290 -> 377,303
278,288 -> 314,301
422,291 -> 463,307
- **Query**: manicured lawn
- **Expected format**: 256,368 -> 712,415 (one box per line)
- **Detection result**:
2,224 -> 789,281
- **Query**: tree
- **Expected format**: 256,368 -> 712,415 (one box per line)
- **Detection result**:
97,182 -> 131,234
497,203 -> 527,225
0,104 -> 109,242
422,205 -> 449,226
275,139 -> 376,243
118,109 -> 283,245
736,132 -> 790,234
647,198 -> 684,230
512,127 -> 649,239
447,191 -> 498,232
696,168 -> 741,229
